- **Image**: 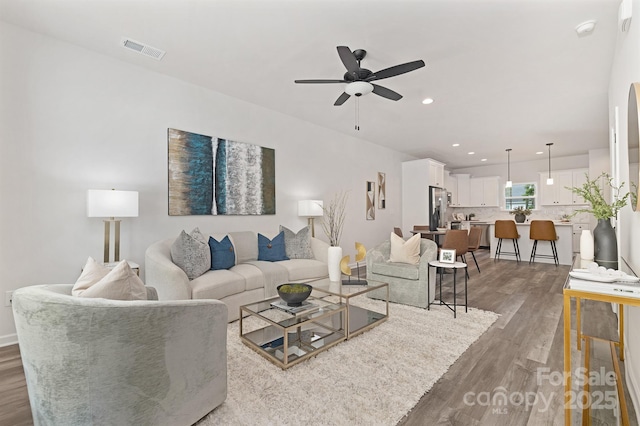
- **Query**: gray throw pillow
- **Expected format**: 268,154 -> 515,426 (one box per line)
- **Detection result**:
171,228 -> 211,279
279,225 -> 314,259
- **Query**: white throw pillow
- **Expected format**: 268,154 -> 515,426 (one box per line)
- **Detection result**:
74,259 -> 147,300
389,232 -> 421,265
72,257 -> 110,296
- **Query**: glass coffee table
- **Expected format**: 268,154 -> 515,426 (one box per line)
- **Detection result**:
240,295 -> 346,369
309,278 -> 389,339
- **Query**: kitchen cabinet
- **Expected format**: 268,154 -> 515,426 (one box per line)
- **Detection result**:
448,173 -> 470,207
428,159 -> 445,188
402,158 -> 447,232
539,169 -> 588,206
468,177 -> 499,207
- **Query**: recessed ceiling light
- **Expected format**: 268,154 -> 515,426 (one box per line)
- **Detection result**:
468,152 -> 475,155
481,158 -> 487,162
536,151 -> 543,155
452,143 -> 460,147
422,98 -> 434,105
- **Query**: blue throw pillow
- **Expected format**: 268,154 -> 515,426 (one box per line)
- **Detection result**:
258,232 -> 289,262
208,236 -> 236,270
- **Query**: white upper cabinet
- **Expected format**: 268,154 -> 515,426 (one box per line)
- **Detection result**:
449,174 -> 470,207
539,169 -> 588,205
467,177 -> 499,207
428,159 -> 445,188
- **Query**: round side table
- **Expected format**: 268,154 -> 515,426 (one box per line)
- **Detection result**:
428,260 -> 468,318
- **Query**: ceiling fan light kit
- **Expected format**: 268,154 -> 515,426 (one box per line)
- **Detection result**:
345,81 -> 374,96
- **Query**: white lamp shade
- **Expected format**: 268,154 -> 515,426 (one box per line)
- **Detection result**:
546,178 -> 554,185
87,189 -> 139,218
505,180 -> 513,188
298,200 -> 324,217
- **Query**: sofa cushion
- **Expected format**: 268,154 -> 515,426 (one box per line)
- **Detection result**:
209,236 -> 236,270
75,260 -> 147,300
278,259 -> 328,282
280,225 -> 314,259
190,269 -> 245,300
258,232 -> 289,261
228,231 -> 258,263
73,257 -> 110,296
171,228 -> 210,279
371,261 -> 420,281
246,261 -> 289,298
389,232 -> 421,265
230,263 -> 264,292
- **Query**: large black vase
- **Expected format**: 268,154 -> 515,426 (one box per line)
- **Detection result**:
593,218 -> 618,270
514,213 -> 526,223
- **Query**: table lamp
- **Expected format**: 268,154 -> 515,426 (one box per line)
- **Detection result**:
297,200 -> 324,237
87,189 -> 139,263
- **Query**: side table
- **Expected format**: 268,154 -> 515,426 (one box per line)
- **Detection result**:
428,260 -> 468,318
104,260 -> 140,276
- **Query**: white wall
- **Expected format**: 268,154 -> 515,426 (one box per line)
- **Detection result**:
450,154 -> 589,181
608,0 -> 640,414
0,22 -> 415,344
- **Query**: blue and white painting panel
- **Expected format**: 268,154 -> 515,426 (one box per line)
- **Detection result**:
168,128 -> 275,215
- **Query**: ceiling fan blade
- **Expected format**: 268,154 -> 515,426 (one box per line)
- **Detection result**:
294,79 -> 345,84
334,92 -> 351,106
337,46 -> 359,74
367,60 -> 425,81
372,84 -> 402,101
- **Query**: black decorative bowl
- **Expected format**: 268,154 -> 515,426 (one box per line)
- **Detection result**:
277,283 -> 312,307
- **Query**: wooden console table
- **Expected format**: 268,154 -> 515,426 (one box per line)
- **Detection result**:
563,272 -> 638,425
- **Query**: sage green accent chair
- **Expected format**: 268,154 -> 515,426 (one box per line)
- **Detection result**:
12,284 -> 228,426
366,238 -> 438,308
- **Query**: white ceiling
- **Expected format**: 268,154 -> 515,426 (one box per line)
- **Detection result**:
0,0 -> 620,169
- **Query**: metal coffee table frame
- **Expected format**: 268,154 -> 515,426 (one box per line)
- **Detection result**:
239,295 -> 346,369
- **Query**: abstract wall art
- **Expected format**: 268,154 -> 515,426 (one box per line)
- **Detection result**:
377,172 -> 386,209
168,128 -> 275,215
366,181 -> 375,220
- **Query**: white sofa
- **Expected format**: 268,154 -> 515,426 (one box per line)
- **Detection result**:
145,231 -> 330,322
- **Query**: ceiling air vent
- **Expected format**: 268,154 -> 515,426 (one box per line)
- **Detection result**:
121,37 -> 166,60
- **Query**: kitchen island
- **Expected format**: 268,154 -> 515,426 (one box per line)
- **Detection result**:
488,222 -> 574,265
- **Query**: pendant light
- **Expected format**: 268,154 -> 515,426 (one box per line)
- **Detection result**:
505,148 -> 513,188
546,143 -> 554,185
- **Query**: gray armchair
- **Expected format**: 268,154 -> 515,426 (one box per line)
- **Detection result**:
12,284 -> 228,426
366,238 -> 438,308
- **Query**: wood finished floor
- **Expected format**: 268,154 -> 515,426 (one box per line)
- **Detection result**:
0,249 -> 636,425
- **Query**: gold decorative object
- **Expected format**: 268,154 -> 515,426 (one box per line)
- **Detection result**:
340,255 -> 352,276
342,242 -> 367,285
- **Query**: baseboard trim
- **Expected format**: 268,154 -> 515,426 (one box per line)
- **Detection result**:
625,334 -> 640,422
0,334 -> 18,348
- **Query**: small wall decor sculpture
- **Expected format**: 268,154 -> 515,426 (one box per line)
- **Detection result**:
366,181 -> 375,220
378,172 -> 386,209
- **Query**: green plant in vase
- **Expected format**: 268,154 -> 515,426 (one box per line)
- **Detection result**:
509,206 -> 531,223
568,172 -> 630,269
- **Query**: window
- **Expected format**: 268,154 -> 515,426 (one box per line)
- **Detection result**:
505,183 -> 536,210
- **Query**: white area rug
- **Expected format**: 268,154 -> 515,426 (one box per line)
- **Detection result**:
199,298 -> 499,426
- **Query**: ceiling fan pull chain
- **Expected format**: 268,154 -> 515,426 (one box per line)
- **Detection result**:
355,97 -> 360,131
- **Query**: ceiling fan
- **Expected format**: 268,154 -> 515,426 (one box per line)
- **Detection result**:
294,46 -> 425,106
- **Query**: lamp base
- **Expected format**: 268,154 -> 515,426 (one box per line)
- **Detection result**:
103,219 -> 121,263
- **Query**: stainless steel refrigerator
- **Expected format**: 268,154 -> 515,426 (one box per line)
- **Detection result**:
429,186 -> 447,231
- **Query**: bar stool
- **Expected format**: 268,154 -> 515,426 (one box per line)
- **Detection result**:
494,220 -> 521,262
529,220 -> 559,266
